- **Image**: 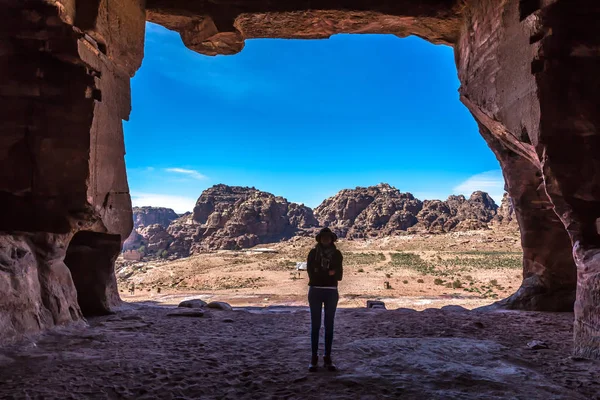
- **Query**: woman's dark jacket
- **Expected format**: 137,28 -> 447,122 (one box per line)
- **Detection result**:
306,245 -> 343,287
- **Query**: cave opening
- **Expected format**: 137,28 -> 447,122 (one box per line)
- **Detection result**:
1,0 -> 598,364
64,231 -> 122,317
121,22 -> 525,311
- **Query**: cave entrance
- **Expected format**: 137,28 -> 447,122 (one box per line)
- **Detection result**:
64,231 -> 122,316
121,24 -> 530,311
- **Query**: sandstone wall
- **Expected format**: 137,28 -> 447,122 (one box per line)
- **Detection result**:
0,0 -> 145,341
457,0 -> 600,357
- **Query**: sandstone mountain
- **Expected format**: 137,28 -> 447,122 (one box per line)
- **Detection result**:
314,184 -> 423,238
123,183 -> 513,259
132,206 -> 178,229
314,184 -> 499,237
124,185 -> 318,257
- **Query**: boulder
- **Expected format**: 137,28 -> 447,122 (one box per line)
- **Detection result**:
178,299 -> 207,308
207,301 -> 233,311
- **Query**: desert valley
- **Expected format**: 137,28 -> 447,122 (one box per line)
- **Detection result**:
117,183 -> 521,310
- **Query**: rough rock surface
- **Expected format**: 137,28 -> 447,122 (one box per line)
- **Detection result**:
314,184 -> 498,237
128,184 -> 503,257
315,184 -> 422,237
412,191 -> 498,233
132,207 -> 178,229
191,184 -> 318,250
0,0 -> 144,341
493,193 -> 518,227
0,307 -> 598,399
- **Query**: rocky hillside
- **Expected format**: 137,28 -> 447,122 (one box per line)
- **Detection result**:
132,206 -> 178,229
492,193 -> 518,228
314,184 -> 499,237
123,183 -> 514,259
124,185 -> 318,257
314,184 -> 423,238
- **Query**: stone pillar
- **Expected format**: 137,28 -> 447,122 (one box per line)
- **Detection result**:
0,0 -> 144,341
458,0 -> 600,358
478,124 -> 576,311
533,1 -> 600,359
456,0 -> 577,312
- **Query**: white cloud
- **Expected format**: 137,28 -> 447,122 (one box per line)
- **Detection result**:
131,193 -> 196,214
453,170 -> 505,204
165,168 -> 207,180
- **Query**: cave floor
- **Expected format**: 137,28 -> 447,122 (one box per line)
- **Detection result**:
1,304 -> 599,399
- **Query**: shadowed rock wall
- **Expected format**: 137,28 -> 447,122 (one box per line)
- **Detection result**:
0,0 -> 144,341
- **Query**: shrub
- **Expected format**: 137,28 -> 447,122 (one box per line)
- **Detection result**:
358,268 -> 364,273
434,278 -> 444,286
403,280 -> 409,284
452,279 -> 463,289
161,250 -> 168,258
417,279 -> 424,283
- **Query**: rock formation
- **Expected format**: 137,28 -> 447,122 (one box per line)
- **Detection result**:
1,0 -> 598,359
314,184 -> 498,237
127,184 -> 502,257
493,193 -> 518,228
191,184 -> 318,250
132,207 -> 178,229
412,191 -> 498,233
315,184 -> 422,237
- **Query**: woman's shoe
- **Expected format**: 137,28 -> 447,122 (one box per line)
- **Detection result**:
308,355 -> 319,372
323,355 -> 337,371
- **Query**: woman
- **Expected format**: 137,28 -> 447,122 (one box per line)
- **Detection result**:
306,227 -> 343,372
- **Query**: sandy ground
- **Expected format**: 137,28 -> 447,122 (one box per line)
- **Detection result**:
117,229 -> 523,311
1,304 -> 599,399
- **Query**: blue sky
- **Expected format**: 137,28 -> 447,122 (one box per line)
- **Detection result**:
124,23 -> 504,213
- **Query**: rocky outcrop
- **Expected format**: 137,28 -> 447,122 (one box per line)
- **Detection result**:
132,207 -> 178,229
314,184 -> 422,238
413,192 -> 498,233
314,184 -> 498,237
127,184 -> 506,256
192,185 -> 318,250
493,193 -> 518,228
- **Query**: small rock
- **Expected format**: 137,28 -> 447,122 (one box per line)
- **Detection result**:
178,299 -> 207,308
441,305 -> 469,312
366,300 -> 386,309
527,340 -> 549,350
207,301 -> 233,311
223,318 -> 234,323
167,310 -> 205,318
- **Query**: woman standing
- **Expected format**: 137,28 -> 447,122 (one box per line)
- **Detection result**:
306,227 -> 343,372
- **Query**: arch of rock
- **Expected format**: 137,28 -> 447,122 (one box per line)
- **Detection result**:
1,0 -> 598,359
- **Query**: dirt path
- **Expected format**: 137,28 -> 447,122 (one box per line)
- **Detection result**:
1,304 -> 598,399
